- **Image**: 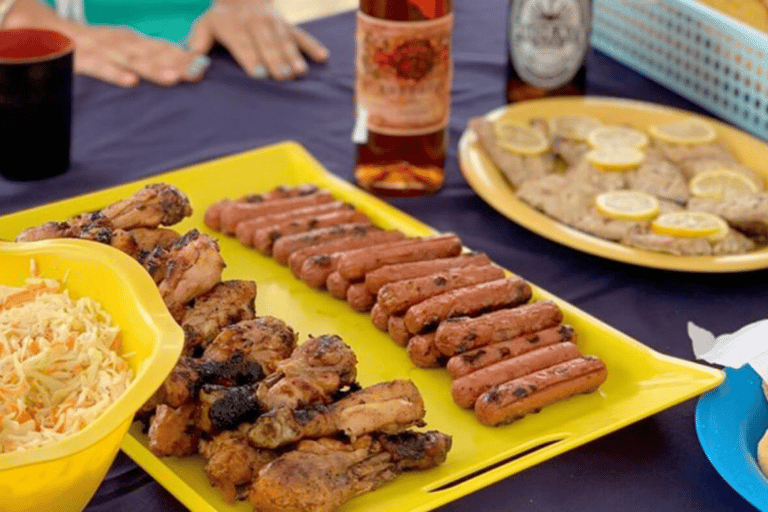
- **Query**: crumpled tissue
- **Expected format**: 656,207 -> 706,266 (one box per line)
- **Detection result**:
688,319 -> 768,380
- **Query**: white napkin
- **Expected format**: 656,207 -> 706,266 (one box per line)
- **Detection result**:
689,320 -> 768,381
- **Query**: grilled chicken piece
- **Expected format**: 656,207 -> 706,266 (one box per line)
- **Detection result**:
199,428 -> 278,504
248,431 -> 452,512
147,403 -> 200,457
179,280 -> 257,356
202,316 -> 296,374
470,117 -> 555,188
621,225 -> 755,256
572,199 -> 683,242
626,158 -> 690,204
100,182 -> 192,229
156,229 -> 226,318
564,158 -> 629,192
198,384 -> 261,433
248,380 -> 426,449
129,227 -> 181,254
15,221 -> 70,242
258,334 -> 358,411
516,173 -> 599,225
655,141 -> 738,169
689,194 -> 768,244
681,158 -> 765,190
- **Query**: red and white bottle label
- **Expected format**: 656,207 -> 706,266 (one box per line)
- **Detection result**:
355,11 -> 453,137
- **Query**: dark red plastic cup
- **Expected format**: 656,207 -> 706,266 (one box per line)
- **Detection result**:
0,29 -> 74,180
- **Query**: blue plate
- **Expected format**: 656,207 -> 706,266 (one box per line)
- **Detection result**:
696,366 -> 768,510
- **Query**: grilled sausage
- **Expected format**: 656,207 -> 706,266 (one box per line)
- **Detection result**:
219,191 -> 335,235
234,201 -> 357,246
474,356 -> 607,426
377,264 -> 505,316
335,234 -> 464,281
387,315 -> 411,347
364,253 -> 493,294
404,276 -> 533,334
326,271 -> 351,300
272,223 -> 378,265
251,210 -> 371,255
446,325 -> 577,379
406,333 -> 445,369
451,342 -> 581,408
347,282 -> 377,312
204,184 -> 318,232
370,303 -> 389,331
434,300 -> 563,356
290,230 -> 407,279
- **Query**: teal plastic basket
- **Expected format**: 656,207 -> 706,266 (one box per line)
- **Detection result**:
592,0 -> 768,142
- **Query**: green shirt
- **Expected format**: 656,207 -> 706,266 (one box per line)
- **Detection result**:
42,0 -> 212,45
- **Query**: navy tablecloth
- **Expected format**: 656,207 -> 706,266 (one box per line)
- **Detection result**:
3,4 -> 766,512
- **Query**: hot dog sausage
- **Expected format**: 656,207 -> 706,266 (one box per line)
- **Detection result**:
434,300 -> 563,356
251,210 -> 371,255
290,230 -> 407,279
347,282 -> 377,312
364,253 -> 493,294
450,342 -> 581,408
446,325 -> 577,379
387,315 -> 411,347
219,191 -> 335,235
404,276 -> 533,334
326,271 -> 351,300
406,333 -> 445,369
272,223 -> 378,265
204,184 -> 319,232
234,201 -> 357,247
335,234 -> 463,281
474,356 -> 608,426
370,303 -> 389,331
377,264 -> 505,317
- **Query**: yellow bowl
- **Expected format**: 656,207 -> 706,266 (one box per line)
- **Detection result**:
0,239 -> 184,512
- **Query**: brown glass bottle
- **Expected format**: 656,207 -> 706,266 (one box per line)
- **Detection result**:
506,0 -> 591,103
354,0 -> 453,197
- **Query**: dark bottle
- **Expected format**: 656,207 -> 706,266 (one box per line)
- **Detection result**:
506,0 -> 591,103
353,0 -> 453,197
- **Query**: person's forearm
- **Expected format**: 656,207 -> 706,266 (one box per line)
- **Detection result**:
5,0 -> 76,33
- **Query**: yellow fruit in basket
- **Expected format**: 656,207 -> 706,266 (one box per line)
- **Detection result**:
648,118 -> 717,145
594,190 -> 660,221
689,168 -> 759,200
549,115 -> 603,141
493,120 -> 549,155
650,211 -> 729,240
587,125 -> 649,149
585,146 -> 645,171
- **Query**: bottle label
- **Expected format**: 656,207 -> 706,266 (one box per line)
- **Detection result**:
510,0 -> 590,90
355,11 -> 453,137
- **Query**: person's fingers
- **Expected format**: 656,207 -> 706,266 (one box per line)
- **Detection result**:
290,25 -> 330,63
187,16 -> 216,55
269,19 -> 308,77
209,13 -> 267,79
75,54 -> 139,88
250,16 -> 295,80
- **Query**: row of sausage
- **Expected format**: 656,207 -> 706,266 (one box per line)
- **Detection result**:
204,184 -> 608,426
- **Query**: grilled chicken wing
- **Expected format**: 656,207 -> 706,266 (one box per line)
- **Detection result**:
100,182 -> 192,229
202,316 -> 297,374
179,280 -> 257,356
248,379 -> 426,449
147,403 -> 200,457
258,334 -> 358,411
248,431 -> 452,512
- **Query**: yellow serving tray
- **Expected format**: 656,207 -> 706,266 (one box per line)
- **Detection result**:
0,142 -> 724,512
459,97 -> 768,273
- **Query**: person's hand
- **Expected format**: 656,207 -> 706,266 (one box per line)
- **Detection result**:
188,0 -> 329,81
67,24 -> 210,87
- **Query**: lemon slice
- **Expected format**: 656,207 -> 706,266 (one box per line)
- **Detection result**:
650,211 -> 729,240
587,125 -> 650,149
648,119 -> 717,145
585,146 -> 645,171
594,190 -> 660,221
689,168 -> 759,200
493,120 -> 549,155
549,115 -> 603,141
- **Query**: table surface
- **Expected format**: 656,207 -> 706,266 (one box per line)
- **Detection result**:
2,2 -> 767,512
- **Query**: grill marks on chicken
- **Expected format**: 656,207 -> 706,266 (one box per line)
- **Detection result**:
249,432 -> 452,512
100,182 -> 192,229
248,379 -> 426,449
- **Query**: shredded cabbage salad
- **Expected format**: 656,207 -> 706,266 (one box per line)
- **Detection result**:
0,261 -> 133,453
